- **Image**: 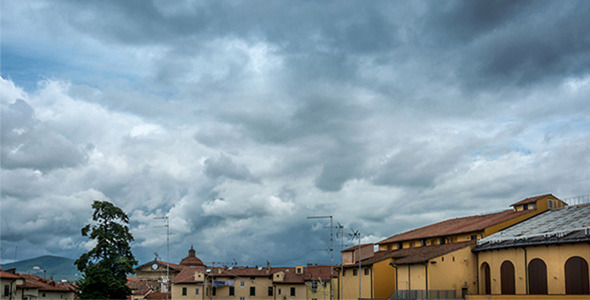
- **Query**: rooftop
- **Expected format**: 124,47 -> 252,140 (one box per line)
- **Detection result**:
474,204 -> 590,252
510,194 -> 556,207
378,209 -> 531,245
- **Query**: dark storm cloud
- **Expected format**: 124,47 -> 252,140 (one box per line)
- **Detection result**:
426,1 -> 590,89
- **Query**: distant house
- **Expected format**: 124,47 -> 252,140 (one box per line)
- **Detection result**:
1,269 -> 23,300
14,273 -> 75,300
469,203 -> 590,298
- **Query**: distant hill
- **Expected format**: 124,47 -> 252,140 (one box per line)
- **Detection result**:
1,255 -> 79,282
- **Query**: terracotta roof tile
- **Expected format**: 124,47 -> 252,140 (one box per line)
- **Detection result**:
17,274 -> 74,292
171,267 -> 207,284
0,270 -> 21,279
342,243 -> 373,252
378,209 -> 531,245
304,265 -> 337,281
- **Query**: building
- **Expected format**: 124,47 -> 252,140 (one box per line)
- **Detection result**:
339,194 -> 566,299
134,246 -> 207,296
468,203 -> 590,299
14,273 -> 76,300
170,264 -> 337,300
1,269 -> 23,300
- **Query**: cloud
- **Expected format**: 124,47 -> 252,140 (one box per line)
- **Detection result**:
1,1 -> 590,267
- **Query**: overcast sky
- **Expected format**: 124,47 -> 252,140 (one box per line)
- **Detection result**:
1,0 -> 589,267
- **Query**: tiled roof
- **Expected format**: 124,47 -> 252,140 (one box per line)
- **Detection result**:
281,269 -> 305,284
304,265 -> 337,281
378,209 -> 532,245
171,267 -> 207,284
342,243 -> 373,252
127,277 -> 159,290
136,260 -> 186,272
510,194 -> 555,207
145,291 -> 169,299
474,204 -> 590,252
0,270 -> 21,279
17,274 -> 74,292
342,241 -> 475,267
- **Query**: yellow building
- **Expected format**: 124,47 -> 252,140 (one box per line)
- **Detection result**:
1,270 -> 23,300
171,264 -> 337,300
338,194 -> 566,299
468,203 -> 590,299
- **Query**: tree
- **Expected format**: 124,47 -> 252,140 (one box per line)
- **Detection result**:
75,201 -> 138,299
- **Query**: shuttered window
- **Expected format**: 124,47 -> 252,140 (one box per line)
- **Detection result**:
501,261 -> 515,294
528,259 -> 547,294
481,262 -> 491,294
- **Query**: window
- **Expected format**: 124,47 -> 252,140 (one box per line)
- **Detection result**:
240,297 -> 245,300
353,269 -> 358,276
229,287 -> 235,296
322,281 -> 327,288
397,242 -> 403,249
278,288 -> 282,295
268,286 -> 273,296
565,256 -> 589,294
528,259 -> 548,294
342,270 -> 346,276
240,281 -> 245,286
250,286 -> 256,296
250,276 -> 256,280
364,268 -> 369,275
421,239 -> 426,246
523,204 -> 529,210
470,235 -> 477,241
440,237 -> 446,245
501,261 -> 515,294
212,287 -> 216,296
290,287 -> 296,296
548,199 -> 554,209
4,285 -> 9,297
296,267 -> 303,274
182,287 -> 187,296
195,288 -> 199,295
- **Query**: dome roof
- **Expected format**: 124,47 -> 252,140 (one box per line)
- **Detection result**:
180,246 -> 205,267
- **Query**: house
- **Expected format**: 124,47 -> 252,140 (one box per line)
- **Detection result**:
1,269 -> 24,300
339,194 -> 566,299
468,203 -> 590,299
304,265 -> 338,300
15,273 -> 76,300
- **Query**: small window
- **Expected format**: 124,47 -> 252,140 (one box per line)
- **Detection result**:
353,269 -> 358,276
421,239 -> 426,246
240,281 -> 245,286
268,286 -> 273,296
212,287 -> 216,296
440,237 -> 446,245
182,287 -> 187,296
323,281 -> 327,288
229,287 -> 235,296
296,267 -> 303,274
278,288 -> 282,295
250,286 -> 256,296
471,235 -> 477,241
290,287 -> 296,296
364,268 -> 369,275
240,297 -> 245,300
3,285 -> 9,297
523,204 -> 529,210
397,242 -> 403,249
250,276 -> 256,280
195,288 -> 199,295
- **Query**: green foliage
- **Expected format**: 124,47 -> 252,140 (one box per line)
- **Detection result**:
75,201 -> 138,299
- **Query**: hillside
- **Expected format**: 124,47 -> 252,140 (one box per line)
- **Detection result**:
1,255 -> 79,282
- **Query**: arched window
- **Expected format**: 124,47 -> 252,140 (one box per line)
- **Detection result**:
501,260 -> 515,294
528,258 -> 547,294
565,256 -> 589,294
480,262 -> 491,294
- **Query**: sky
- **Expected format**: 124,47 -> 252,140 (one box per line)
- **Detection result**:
1,0 -> 589,267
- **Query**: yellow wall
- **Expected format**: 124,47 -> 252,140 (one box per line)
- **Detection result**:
172,283 -> 203,299
275,283 -> 306,300
428,245 -> 477,294
372,258 -> 396,299
394,245 -> 477,295
305,279 -> 337,300
339,267 -> 372,300
477,243 -> 590,295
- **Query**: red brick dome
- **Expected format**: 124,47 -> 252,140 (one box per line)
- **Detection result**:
180,246 -> 205,267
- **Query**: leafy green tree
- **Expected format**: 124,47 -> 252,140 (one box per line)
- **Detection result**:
75,201 -> 138,299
